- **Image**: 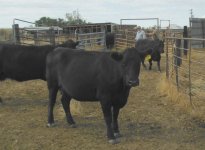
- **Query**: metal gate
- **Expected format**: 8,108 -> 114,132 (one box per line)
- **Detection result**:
115,29 -> 135,50
77,31 -> 106,51
12,18 -> 69,46
115,18 -> 160,50
165,35 -> 205,104
190,18 -> 205,48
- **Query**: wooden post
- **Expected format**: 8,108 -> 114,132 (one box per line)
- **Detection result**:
174,39 -> 181,89
34,31 -> 39,45
49,27 -> 55,46
183,26 -> 188,56
166,38 -> 169,79
12,24 -> 20,44
175,39 -> 182,66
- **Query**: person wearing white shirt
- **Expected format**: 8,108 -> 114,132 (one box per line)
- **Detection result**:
134,26 -> 146,41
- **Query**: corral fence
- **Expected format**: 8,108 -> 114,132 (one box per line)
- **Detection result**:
115,18 -> 161,50
190,18 -> 205,48
13,18 -> 69,46
115,29 -> 135,50
74,24 -> 106,50
77,31 -> 106,50
164,18 -> 205,105
12,18 -> 107,50
165,36 -> 205,104
0,29 -> 13,42
114,19 -> 205,104
63,23 -> 116,50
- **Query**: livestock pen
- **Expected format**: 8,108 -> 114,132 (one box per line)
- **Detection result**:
1,19 -> 205,149
163,36 -> 205,115
12,19 -> 115,51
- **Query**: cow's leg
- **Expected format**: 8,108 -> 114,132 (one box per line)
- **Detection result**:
141,58 -> 147,69
47,88 -> 58,127
61,92 -> 76,127
157,61 -> 161,72
100,100 -> 119,144
112,106 -> 121,138
149,59 -> 152,70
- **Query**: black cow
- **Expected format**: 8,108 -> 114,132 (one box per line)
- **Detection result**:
106,33 -> 115,49
0,40 -> 78,101
135,39 -> 164,71
46,47 -> 141,144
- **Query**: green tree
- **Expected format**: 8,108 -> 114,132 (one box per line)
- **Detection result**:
35,17 -> 66,27
65,10 -> 87,25
35,10 -> 87,27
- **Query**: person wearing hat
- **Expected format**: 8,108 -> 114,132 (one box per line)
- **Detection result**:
134,26 -> 146,41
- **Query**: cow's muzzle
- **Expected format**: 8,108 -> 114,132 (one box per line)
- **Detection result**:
128,80 -> 139,87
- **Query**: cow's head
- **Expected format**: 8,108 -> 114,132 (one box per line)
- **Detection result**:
157,40 -> 164,53
111,48 -> 141,87
60,40 -> 79,49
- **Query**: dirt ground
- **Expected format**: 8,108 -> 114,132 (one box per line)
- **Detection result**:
0,57 -> 205,150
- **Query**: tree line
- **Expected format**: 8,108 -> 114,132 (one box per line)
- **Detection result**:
35,10 -> 88,27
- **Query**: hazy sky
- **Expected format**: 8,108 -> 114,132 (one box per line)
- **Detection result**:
0,0 -> 204,28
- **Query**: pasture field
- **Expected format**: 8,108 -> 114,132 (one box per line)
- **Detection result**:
0,54 -> 205,150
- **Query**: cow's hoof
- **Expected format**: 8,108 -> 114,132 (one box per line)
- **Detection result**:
47,123 -> 56,128
108,139 -> 120,144
70,124 -> 77,128
114,133 -> 122,138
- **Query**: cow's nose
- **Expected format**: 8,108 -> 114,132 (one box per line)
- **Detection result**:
128,80 -> 139,87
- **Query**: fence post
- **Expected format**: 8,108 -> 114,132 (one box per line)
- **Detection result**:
34,31 -> 39,45
166,38 -> 169,78
183,26 -> 188,56
103,30 -> 106,50
174,39 -> 181,89
12,24 -> 20,44
175,39 -> 182,66
126,30 -> 128,48
188,39 -> 192,104
49,27 -> 55,46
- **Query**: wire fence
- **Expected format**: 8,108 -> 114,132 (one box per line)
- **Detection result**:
115,29 -> 135,50
165,37 -> 205,104
77,31 -> 106,51
15,27 -> 106,50
13,23 -> 70,46
11,19 -> 106,51
115,27 -> 205,105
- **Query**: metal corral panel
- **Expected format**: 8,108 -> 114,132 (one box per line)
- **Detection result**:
190,18 -> 205,48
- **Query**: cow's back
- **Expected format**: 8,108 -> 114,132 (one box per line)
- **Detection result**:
0,44 -> 53,81
46,48 -> 123,101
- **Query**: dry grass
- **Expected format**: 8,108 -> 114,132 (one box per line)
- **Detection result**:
164,47 -> 205,122
157,74 -> 191,109
1,54 -> 205,149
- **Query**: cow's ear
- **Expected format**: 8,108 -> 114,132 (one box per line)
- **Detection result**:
111,52 -> 123,61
